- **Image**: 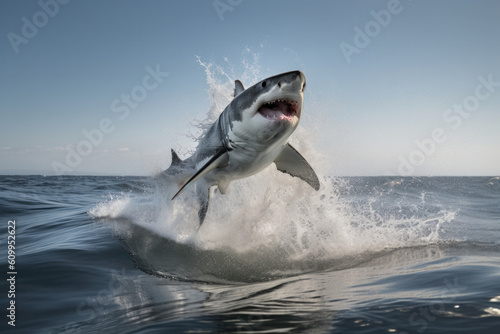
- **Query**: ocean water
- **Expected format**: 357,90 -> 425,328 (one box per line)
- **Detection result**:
1,174 -> 500,334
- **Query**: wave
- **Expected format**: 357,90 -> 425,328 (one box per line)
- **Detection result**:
89,170 -> 458,283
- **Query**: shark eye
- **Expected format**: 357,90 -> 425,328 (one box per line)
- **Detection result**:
261,81 -> 267,88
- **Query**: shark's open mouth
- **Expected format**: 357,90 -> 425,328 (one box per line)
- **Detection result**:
257,99 -> 298,121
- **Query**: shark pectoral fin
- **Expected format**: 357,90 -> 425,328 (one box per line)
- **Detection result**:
234,80 -> 245,97
171,147 -> 228,200
274,143 -> 320,191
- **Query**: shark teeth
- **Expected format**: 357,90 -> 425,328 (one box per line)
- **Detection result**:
263,99 -> 298,109
258,99 -> 299,121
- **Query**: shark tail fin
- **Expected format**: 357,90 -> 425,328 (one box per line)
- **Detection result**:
162,149 -> 212,228
170,149 -> 182,166
158,149 -> 184,179
196,181 -> 211,228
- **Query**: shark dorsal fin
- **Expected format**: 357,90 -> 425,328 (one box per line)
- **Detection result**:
171,149 -> 182,166
234,80 -> 245,97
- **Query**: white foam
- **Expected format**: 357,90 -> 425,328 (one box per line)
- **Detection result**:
90,195 -> 131,219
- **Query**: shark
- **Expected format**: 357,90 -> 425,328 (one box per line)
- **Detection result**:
161,70 -> 320,226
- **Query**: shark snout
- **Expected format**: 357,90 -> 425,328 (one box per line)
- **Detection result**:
277,70 -> 306,94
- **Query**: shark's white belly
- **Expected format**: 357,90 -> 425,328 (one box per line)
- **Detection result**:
205,141 -> 284,188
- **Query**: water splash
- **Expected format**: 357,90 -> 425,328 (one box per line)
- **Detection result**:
89,55 -> 455,282
189,52 -> 265,147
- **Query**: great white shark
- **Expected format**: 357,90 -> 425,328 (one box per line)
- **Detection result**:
160,70 -> 319,226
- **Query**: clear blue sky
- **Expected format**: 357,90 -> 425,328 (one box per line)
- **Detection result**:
1,0 -> 499,176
